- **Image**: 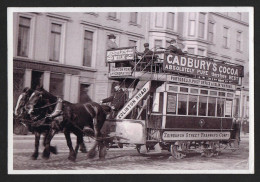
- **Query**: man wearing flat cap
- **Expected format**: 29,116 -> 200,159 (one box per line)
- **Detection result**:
167,39 -> 184,55
107,34 -> 118,50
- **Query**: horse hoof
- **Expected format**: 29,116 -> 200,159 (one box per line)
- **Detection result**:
31,153 -> 38,160
42,150 -> 50,159
50,146 -> 58,155
80,147 -> 87,153
68,155 -> 76,162
86,150 -> 96,159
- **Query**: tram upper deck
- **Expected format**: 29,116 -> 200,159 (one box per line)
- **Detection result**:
106,46 -> 244,89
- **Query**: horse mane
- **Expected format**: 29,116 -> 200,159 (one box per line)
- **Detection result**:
36,87 -> 57,103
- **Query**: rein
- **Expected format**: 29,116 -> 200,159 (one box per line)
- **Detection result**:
33,101 -> 58,110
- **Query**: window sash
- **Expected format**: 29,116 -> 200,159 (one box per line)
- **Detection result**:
167,12 -> 175,30
130,12 -> 138,23
49,23 -> 62,62
83,30 -> 93,67
17,25 -> 30,57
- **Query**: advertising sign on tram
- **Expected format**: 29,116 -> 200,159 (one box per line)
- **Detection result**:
163,53 -> 244,84
106,47 -> 135,62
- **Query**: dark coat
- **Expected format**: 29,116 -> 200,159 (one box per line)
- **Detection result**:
102,89 -> 126,111
167,45 -> 184,55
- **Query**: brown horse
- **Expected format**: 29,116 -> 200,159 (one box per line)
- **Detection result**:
14,87 -> 60,159
26,88 -> 110,161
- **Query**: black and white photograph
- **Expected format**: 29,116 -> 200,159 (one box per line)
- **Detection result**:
7,7 -> 254,174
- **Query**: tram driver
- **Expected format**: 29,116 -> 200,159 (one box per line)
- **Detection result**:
167,39 -> 185,55
100,85 -> 127,118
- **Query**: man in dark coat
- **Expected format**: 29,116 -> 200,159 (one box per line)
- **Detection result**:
100,85 -> 126,118
167,39 -> 184,55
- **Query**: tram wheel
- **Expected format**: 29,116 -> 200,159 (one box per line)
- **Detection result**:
170,144 -> 186,159
201,150 -> 214,158
201,142 -> 217,158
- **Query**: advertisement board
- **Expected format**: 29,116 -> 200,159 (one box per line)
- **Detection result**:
162,131 -> 231,141
163,53 -> 244,84
106,47 -> 135,62
109,67 -> 132,77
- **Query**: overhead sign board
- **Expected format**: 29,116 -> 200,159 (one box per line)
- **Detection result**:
109,67 -> 132,77
116,81 -> 151,120
106,47 -> 135,62
162,131 -> 231,141
163,53 -> 244,84
167,75 -> 236,90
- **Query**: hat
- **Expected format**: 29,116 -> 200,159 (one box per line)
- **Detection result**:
108,34 -> 116,39
170,39 -> 177,44
144,43 -> 149,47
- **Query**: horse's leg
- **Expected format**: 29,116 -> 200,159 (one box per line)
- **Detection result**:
74,133 -> 85,155
43,132 -> 57,155
86,119 -> 99,159
79,138 -> 87,153
42,129 -> 57,159
64,128 -> 76,161
31,132 -> 40,160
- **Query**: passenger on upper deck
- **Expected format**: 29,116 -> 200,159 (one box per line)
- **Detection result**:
107,34 -> 118,50
167,39 -> 185,55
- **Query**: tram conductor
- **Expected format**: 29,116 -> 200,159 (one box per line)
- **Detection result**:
100,85 -> 126,118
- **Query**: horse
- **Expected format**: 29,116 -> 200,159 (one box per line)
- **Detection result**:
14,87 -> 87,160
26,87 -> 111,161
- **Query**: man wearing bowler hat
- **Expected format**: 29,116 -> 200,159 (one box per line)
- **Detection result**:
107,34 -> 118,50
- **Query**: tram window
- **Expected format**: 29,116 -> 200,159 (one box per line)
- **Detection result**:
225,99 -> 232,117
210,90 -> 218,96
167,93 -> 177,114
208,97 -> 216,116
219,92 -> 226,97
178,94 -> 187,115
190,88 -> 199,94
169,85 -> 178,92
217,98 -> 225,117
180,87 -> 188,93
188,95 -> 198,115
227,93 -> 234,98
199,96 -> 207,116
200,90 -> 208,95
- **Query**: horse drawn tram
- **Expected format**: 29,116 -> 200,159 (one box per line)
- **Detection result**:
101,46 -> 244,159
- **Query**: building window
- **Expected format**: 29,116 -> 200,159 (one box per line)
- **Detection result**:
49,23 -> 62,62
83,30 -> 93,67
187,48 -> 195,54
79,84 -> 92,103
167,12 -> 175,30
198,49 -> 205,56
154,40 -> 162,49
198,13 -> 205,38
108,12 -> 117,19
129,40 -> 137,47
17,16 -> 31,57
236,31 -> 242,51
208,21 -> 214,43
49,73 -> 64,99
223,26 -> 229,48
130,12 -> 138,24
188,12 -> 196,36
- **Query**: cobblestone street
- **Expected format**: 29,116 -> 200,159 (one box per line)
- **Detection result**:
11,133 -> 250,172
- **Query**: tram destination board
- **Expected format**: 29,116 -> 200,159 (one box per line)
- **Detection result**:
163,53 -> 244,84
106,47 -> 135,62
